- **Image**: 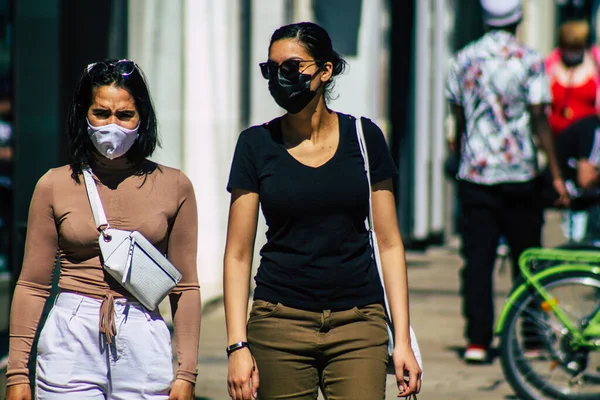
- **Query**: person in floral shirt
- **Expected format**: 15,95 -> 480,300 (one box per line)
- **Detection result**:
445,0 -> 569,363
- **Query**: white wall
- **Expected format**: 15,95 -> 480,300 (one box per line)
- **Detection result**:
328,0 -> 387,121
521,0 -> 556,56
128,0 -> 184,169
249,0 -> 287,126
412,0 -> 432,241
429,0 -> 452,237
182,0 -> 241,304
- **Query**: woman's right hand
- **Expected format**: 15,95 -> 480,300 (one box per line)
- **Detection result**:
6,384 -> 32,400
227,348 -> 259,400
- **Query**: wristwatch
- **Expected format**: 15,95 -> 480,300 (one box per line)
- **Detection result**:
226,341 -> 249,357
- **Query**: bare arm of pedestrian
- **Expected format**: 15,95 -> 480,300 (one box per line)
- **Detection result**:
167,171 -> 201,400
224,189 -> 260,400
448,102 -> 465,153
577,159 -> 600,189
0,145 -> 12,161
371,179 -> 422,397
6,172 -> 58,400
529,104 -> 570,206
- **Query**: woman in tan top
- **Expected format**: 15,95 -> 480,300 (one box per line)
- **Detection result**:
5,60 -> 200,400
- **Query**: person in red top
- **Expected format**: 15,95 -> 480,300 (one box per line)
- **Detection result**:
546,20 -> 600,136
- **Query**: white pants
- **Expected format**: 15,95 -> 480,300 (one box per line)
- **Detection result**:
35,292 -> 173,399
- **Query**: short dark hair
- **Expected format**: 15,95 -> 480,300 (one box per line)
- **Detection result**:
269,22 -> 347,102
67,59 -> 159,181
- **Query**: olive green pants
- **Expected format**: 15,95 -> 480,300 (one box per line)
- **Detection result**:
247,300 -> 389,400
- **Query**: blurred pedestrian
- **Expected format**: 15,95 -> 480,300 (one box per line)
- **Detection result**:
0,92 -> 11,374
5,59 -> 200,400
546,20 -> 600,136
446,0 -> 569,363
224,22 -> 421,400
555,114 -> 600,241
545,19 -> 600,240
0,94 -> 12,274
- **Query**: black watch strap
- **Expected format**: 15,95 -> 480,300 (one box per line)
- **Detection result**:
226,341 -> 249,357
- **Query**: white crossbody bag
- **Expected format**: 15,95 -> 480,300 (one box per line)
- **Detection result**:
354,117 -> 423,376
82,166 -> 182,311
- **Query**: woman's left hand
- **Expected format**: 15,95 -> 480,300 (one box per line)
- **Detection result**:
392,343 -> 422,398
169,379 -> 195,400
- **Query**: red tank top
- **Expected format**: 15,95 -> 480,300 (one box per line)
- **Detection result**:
549,78 -> 598,134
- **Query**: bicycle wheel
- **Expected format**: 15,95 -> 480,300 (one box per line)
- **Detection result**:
500,271 -> 600,400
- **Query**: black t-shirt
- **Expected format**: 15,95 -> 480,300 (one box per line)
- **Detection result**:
227,112 -> 397,311
556,115 -> 600,186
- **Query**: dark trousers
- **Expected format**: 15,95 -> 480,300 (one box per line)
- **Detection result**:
458,180 -> 543,348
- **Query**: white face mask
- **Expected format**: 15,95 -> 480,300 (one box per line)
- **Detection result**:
87,119 -> 140,160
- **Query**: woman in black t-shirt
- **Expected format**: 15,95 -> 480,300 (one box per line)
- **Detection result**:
224,22 -> 421,400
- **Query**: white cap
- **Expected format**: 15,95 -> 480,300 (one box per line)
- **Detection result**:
480,0 -> 522,27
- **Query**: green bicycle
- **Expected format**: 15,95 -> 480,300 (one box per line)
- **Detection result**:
496,247 -> 600,399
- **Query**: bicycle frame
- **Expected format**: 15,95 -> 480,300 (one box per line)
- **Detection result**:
495,248 -> 600,348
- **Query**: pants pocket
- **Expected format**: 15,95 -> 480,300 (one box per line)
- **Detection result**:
36,307 -> 78,386
248,300 -> 281,322
352,303 -> 388,324
145,317 -> 174,387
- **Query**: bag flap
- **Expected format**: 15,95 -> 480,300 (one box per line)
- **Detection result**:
130,231 -> 182,282
98,228 -> 132,268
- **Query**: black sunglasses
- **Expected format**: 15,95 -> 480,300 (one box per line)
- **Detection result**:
86,59 -> 137,78
259,59 -> 322,82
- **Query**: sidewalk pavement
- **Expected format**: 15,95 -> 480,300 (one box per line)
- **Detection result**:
0,211 -> 567,399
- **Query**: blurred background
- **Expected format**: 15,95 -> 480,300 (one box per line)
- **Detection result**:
0,0 -> 599,396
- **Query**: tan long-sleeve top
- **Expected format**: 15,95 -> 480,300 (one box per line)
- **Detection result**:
6,156 -> 201,386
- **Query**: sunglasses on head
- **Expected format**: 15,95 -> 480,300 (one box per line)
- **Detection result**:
86,59 -> 137,78
259,58 -> 322,82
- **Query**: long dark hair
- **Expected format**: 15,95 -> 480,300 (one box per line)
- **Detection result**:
269,22 -> 347,101
67,59 -> 159,181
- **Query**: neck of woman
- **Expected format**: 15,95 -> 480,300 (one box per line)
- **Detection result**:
282,95 -> 336,144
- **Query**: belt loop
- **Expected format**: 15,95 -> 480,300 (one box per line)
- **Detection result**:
72,296 -> 84,317
321,310 -> 331,333
143,308 -> 152,322
53,291 -> 61,306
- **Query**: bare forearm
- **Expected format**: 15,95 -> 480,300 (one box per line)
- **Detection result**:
0,146 -> 12,161
450,103 -> 466,155
224,256 -> 252,345
379,244 -> 411,345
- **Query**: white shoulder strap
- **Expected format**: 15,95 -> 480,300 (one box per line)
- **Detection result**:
354,117 -> 391,320
356,118 -> 424,371
81,166 -> 109,230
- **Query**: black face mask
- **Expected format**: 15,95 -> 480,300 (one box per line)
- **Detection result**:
268,71 -> 319,114
561,50 -> 585,68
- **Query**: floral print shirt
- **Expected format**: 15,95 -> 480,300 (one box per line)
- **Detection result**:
446,30 -> 551,185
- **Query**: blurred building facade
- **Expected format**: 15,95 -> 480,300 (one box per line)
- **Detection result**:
3,0 -> 599,311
